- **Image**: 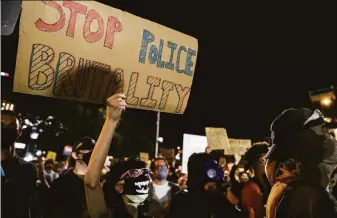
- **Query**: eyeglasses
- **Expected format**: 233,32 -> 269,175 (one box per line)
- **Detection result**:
120,168 -> 150,180
303,109 -> 324,127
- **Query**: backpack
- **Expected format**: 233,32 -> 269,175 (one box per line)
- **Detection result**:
276,179 -> 337,218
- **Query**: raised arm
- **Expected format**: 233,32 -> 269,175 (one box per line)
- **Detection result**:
84,94 -> 126,217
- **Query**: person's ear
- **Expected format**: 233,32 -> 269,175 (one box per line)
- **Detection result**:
115,183 -> 124,193
259,156 -> 266,165
71,152 -> 79,160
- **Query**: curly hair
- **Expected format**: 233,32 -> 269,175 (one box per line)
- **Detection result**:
243,143 -> 269,170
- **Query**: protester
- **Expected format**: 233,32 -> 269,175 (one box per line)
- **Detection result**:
84,93 -> 152,218
168,152 -> 241,218
43,159 -> 59,187
54,161 -> 66,175
103,159 -> 153,218
45,137 -> 96,218
264,108 -> 337,218
1,110 -> 37,218
147,157 -> 180,218
240,142 -> 270,218
177,173 -> 188,189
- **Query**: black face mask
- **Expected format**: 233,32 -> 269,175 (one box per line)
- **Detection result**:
81,151 -> 93,165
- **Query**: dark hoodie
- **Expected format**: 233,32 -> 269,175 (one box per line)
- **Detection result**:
265,108 -> 337,218
168,153 -> 241,218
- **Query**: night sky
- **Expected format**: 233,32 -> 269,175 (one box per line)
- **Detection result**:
1,1 -> 336,152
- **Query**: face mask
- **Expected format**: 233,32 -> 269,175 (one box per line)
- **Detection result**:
125,194 -> 148,204
156,166 -> 168,180
81,151 -> 93,165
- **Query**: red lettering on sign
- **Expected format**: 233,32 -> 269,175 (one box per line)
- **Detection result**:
104,16 -> 123,49
35,1 -> 65,32
83,9 -> 104,43
63,1 -> 87,38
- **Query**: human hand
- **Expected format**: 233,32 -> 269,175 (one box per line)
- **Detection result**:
106,93 -> 126,121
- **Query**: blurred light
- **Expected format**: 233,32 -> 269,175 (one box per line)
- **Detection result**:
321,98 -> 333,107
22,125 -> 28,129
36,150 -> 42,156
43,151 -> 46,154
177,146 -> 181,150
63,145 -> 73,156
47,116 -> 54,120
324,117 -> 332,123
49,122 -> 52,125
157,137 -> 164,143
24,119 -> 30,125
39,129 -> 43,133
30,132 -> 39,139
175,153 -> 180,160
1,72 -> 9,77
24,153 -> 34,162
14,142 -> 26,149
32,126 -> 37,130
0,102 -> 13,111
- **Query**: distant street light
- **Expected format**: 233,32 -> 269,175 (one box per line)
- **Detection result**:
1,72 -> 9,77
157,137 -> 164,143
309,86 -> 336,107
321,98 -> 333,108
324,117 -> 332,123
1,101 -> 15,111
30,132 -> 39,140
24,153 -> 34,162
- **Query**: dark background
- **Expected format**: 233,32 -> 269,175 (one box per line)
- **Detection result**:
1,0 -> 336,157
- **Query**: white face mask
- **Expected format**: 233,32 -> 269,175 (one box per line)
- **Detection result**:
125,194 -> 149,204
122,194 -> 149,217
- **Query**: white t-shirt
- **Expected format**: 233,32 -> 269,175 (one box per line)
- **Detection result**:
149,181 -> 172,218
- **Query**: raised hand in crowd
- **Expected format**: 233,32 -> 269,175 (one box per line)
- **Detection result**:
84,93 -> 126,217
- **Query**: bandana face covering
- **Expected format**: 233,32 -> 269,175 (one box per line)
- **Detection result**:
121,168 -> 151,203
80,151 -> 93,165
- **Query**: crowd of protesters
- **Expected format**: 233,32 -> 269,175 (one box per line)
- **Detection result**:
1,93 -> 337,218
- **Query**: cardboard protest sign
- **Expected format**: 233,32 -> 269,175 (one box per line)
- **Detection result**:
14,1 -> 198,114
159,148 -> 175,162
139,152 -> 149,162
205,127 -> 231,153
182,134 -> 208,173
46,151 -> 57,160
228,138 -> 252,155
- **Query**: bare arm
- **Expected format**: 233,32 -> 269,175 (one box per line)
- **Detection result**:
84,94 -> 126,217
85,119 -> 119,188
